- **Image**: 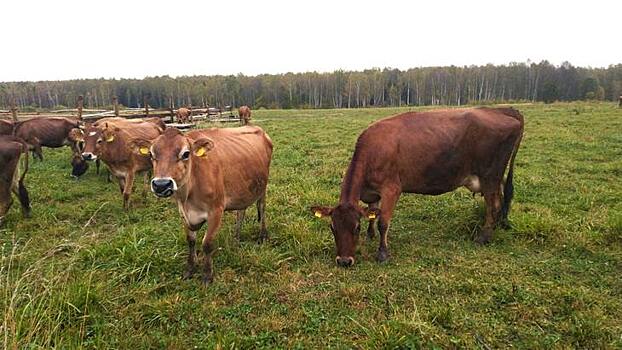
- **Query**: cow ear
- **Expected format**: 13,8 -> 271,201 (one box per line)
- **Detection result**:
191,137 -> 214,157
102,129 -> 115,142
310,206 -> 333,219
364,207 -> 380,220
131,139 -> 152,156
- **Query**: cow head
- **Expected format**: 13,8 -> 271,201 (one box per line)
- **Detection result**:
132,128 -> 214,198
310,204 -> 380,267
68,128 -> 85,153
81,123 -> 116,161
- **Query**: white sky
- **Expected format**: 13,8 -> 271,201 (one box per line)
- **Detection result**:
1,0 -> 620,82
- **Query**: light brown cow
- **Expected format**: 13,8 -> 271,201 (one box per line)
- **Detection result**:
81,121 -> 163,209
132,126 -> 273,285
0,119 -> 13,135
239,106 -> 251,125
311,107 -> 524,267
176,108 -> 192,123
0,135 -> 31,226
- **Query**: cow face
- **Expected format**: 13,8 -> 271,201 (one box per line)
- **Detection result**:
311,204 -> 380,267
133,128 -> 214,198
81,125 -> 104,161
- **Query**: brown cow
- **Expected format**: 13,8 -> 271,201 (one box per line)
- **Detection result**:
13,117 -> 82,160
0,135 -> 31,226
81,121 -> 163,209
176,108 -> 192,123
93,117 -> 166,131
239,106 -> 251,125
0,119 -> 14,135
132,126 -> 273,285
311,107 -> 524,267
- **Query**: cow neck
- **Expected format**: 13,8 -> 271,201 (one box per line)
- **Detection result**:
101,136 -> 130,163
338,146 -> 366,205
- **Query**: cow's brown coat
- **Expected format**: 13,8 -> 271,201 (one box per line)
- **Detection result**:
0,135 -> 31,226
238,106 -> 251,125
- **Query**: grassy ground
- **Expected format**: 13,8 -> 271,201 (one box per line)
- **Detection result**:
1,102 -> 621,348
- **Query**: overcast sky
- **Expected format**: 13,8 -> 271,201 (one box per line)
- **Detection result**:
1,0 -> 620,82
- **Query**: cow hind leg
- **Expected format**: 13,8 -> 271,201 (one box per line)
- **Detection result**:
234,209 -> 246,242
202,208 -> 224,286
256,194 -> 268,243
475,190 -> 502,245
13,181 -> 31,219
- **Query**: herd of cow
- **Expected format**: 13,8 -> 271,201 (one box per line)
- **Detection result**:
0,106 -> 523,285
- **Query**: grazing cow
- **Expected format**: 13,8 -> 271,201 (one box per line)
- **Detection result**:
239,106 -> 251,125
93,116 -> 166,131
0,135 -> 31,226
176,108 -> 192,123
0,119 -> 14,135
12,117 -> 82,160
311,107 -> 524,267
132,126 -> 273,285
81,121 -> 163,209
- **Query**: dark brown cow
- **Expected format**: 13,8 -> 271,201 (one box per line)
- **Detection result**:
13,117 -> 82,160
176,108 -> 192,123
81,121 -> 163,209
0,119 -> 13,135
0,135 -> 31,226
239,106 -> 251,125
311,107 -> 524,267
132,126 -> 273,285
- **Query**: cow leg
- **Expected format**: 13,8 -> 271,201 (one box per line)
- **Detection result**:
0,194 -> 12,227
367,201 -> 380,240
202,208 -> 224,286
96,159 -> 100,175
34,143 -> 43,161
122,172 -> 135,210
377,186 -> 400,262
12,183 -> 31,219
182,228 -> 197,279
257,194 -> 268,242
475,190 -> 502,245
234,209 -> 245,242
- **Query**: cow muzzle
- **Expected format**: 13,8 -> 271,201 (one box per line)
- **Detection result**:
151,177 -> 177,198
82,152 -> 97,161
336,256 -> 355,268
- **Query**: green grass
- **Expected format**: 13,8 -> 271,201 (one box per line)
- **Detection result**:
2,102 -> 621,348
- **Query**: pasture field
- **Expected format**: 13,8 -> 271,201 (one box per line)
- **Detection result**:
1,102 -> 621,348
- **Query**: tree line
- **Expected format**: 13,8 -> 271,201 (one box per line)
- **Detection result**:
1,61 -> 620,111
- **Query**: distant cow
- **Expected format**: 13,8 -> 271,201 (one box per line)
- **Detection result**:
13,117 -> 82,160
81,120 -> 164,209
0,119 -> 13,135
239,106 -> 251,125
0,135 -> 31,226
176,108 -> 192,123
311,107 -> 524,267
132,126 -> 273,285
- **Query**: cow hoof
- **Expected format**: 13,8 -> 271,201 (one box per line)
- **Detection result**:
257,232 -> 268,244
367,230 -> 376,240
201,275 -> 213,286
474,230 -> 492,245
376,249 -> 390,263
182,270 -> 195,280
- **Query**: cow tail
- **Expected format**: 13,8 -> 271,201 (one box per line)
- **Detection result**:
17,143 -> 31,213
501,109 -> 524,225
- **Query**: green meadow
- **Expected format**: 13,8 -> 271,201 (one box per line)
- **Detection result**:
1,102 -> 621,348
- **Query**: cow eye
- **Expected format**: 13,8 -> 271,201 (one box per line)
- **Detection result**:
96,139 -> 102,144
180,150 -> 191,160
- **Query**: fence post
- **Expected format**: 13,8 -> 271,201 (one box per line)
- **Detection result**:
10,98 -> 18,122
77,95 -> 84,120
113,96 -> 120,117
144,96 -> 149,117
169,97 -> 175,123
619,95 -> 622,108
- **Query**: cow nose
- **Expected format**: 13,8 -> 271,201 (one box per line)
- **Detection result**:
336,256 -> 354,267
151,178 -> 175,197
82,152 -> 94,161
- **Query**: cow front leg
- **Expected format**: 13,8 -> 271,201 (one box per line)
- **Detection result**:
475,191 -> 502,245
234,209 -> 246,242
122,172 -> 135,210
96,159 -> 101,175
183,228 -> 197,279
202,208 -> 224,286
367,201 -> 379,240
377,187 -> 400,262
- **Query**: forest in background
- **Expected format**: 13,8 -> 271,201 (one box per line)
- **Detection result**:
1,61 -> 620,110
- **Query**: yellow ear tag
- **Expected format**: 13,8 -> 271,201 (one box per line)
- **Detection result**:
106,135 -> 114,142
139,147 -> 150,155
314,211 -> 323,218
368,213 -> 376,219
194,147 -> 206,157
